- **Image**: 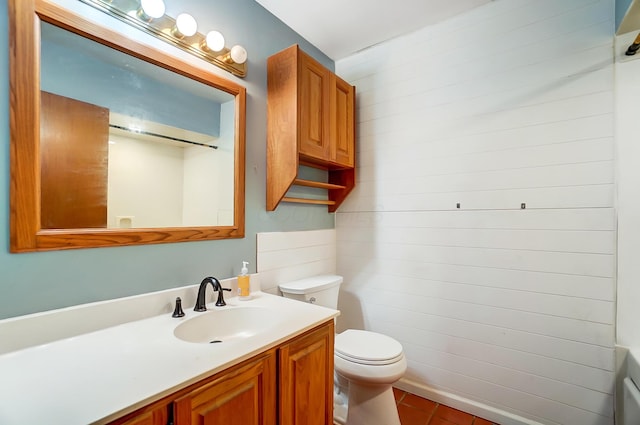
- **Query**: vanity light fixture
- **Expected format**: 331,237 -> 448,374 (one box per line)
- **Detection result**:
173,13 -> 197,38
79,0 -> 248,77
226,45 -> 248,65
138,0 -> 165,21
202,30 -> 225,52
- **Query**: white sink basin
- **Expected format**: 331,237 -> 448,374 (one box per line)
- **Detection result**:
174,307 -> 282,344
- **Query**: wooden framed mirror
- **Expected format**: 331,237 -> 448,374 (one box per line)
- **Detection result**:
9,0 -> 246,252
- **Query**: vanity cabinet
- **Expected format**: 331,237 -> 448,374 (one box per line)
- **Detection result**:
115,407 -> 168,425
175,350 -> 277,425
267,44 -> 356,212
279,319 -> 334,425
106,321 -> 334,425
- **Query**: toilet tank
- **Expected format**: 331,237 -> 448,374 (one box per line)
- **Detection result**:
279,275 -> 343,309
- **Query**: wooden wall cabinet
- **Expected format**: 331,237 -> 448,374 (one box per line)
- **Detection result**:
107,321 -> 334,425
267,44 -> 356,212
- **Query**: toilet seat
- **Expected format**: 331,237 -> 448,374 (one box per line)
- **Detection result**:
335,330 -> 404,365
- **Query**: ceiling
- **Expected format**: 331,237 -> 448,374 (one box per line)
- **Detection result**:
255,0 -> 492,60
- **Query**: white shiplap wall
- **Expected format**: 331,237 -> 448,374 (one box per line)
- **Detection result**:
615,31 -> 640,349
335,1 -> 615,424
256,229 -> 336,294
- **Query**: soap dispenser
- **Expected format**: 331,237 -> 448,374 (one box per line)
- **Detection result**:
237,261 -> 251,300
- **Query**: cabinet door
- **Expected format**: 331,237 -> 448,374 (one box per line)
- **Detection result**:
331,76 -> 355,168
116,409 -> 167,425
279,321 -> 335,425
106,404 -> 168,425
174,351 -> 276,425
298,53 -> 331,163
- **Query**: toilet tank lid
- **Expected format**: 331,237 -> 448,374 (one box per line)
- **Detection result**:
279,275 -> 343,295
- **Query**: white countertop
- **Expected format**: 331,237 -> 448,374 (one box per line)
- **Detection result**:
0,291 -> 338,424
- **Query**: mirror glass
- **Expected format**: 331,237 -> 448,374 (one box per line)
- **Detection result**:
40,22 -> 236,230
9,0 -> 246,252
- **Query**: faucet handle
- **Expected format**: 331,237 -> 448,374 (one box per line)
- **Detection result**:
172,297 -> 185,318
215,287 -> 232,307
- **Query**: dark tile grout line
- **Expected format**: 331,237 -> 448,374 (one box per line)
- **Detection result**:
425,401 -> 436,425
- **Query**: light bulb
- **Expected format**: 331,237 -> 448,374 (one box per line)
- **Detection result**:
174,13 -> 197,38
230,45 -> 248,64
140,0 -> 165,20
202,31 -> 225,52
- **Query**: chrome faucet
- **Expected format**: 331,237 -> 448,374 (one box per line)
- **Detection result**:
194,276 -> 231,311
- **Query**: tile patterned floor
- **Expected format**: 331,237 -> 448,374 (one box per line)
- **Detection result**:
393,388 -> 499,425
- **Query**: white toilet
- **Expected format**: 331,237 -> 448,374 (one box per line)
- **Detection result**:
279,275 -> 407,425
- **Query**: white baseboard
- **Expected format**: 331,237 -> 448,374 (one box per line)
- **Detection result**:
394,378 -> 544,425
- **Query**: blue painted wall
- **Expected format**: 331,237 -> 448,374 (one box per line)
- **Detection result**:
41,22 -> 222,137
0,0 -> 334,319
617,0 -> 633,30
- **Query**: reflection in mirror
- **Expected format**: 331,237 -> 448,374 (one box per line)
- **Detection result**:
8,0 -> 246,252
40,22 -> 235,230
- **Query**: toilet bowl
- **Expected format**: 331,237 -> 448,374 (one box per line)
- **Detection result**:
279,275 -> 407,425
333,329 -> 407,425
